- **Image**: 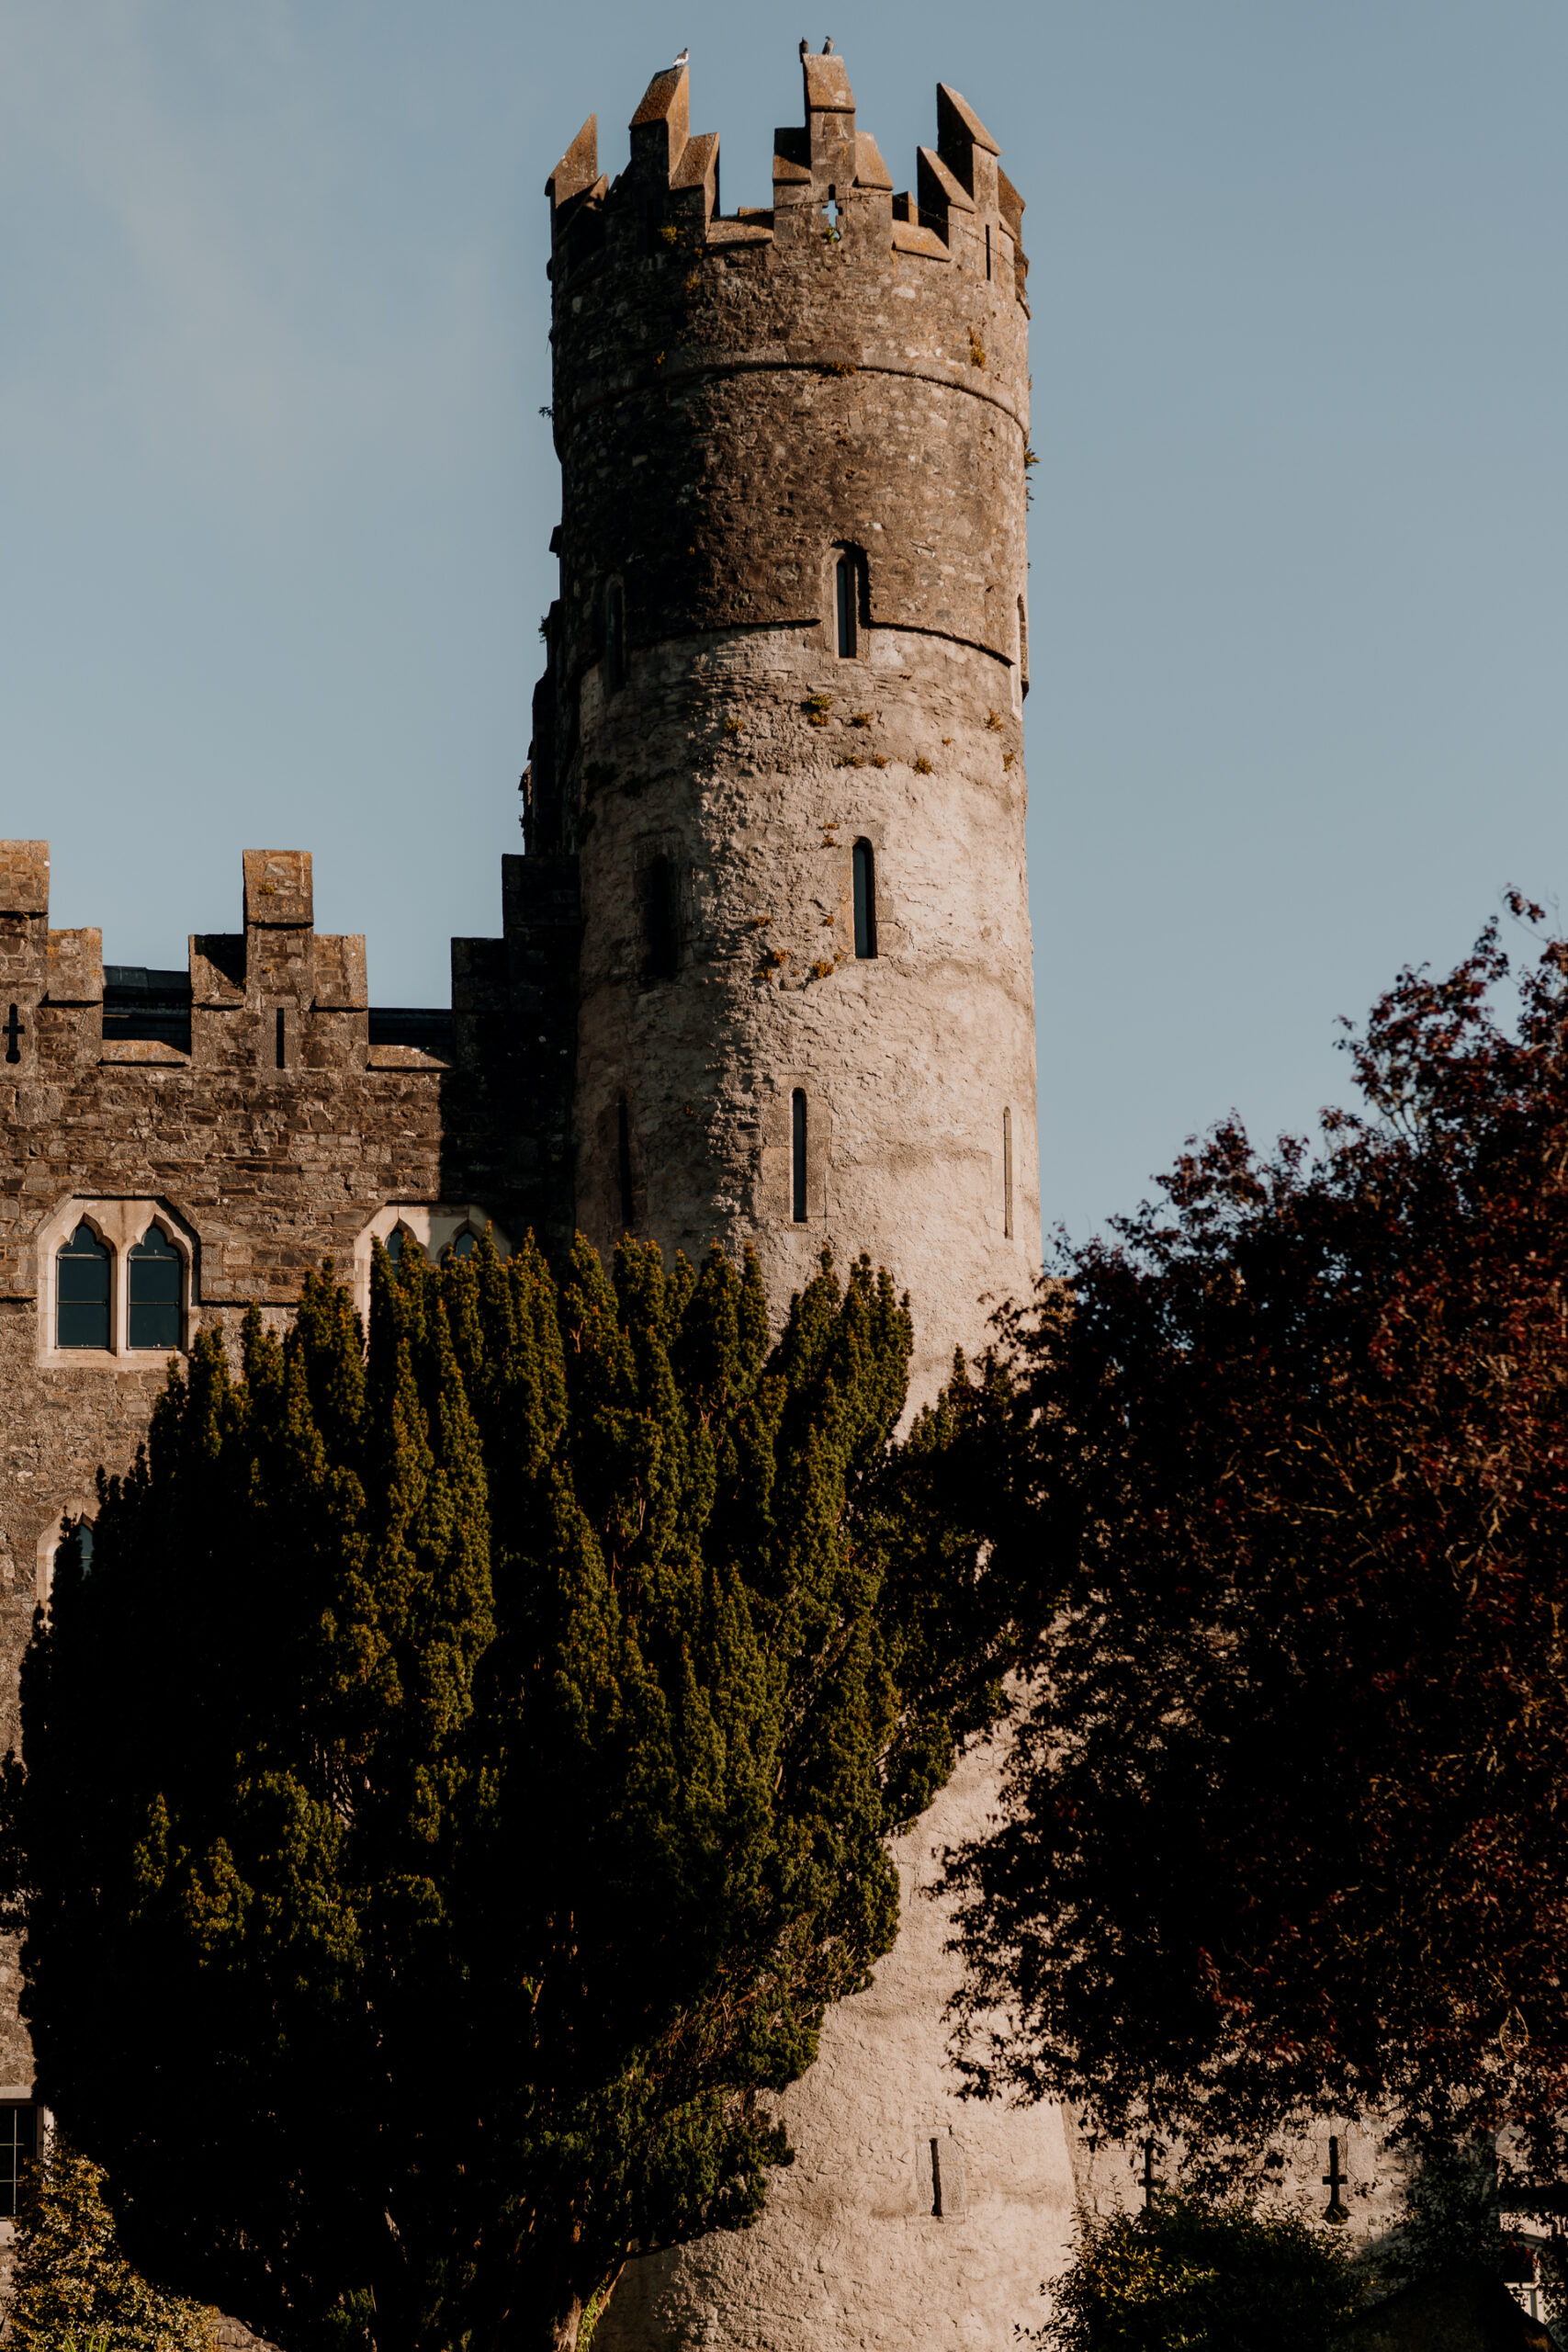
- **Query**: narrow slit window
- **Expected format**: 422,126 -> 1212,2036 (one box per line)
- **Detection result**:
1003,1107 -> 1014,1239
617,1094 -> 635,1232
645,855 -> 677,982
128,1225 -> 182,1351
985,222 -> 992,280
605,582 -> 627,695
1018,594 -> 1030,698
275,1007 -> 288,1069
929,2135 -> 944,2219
835,552 -> 859,659
791,1090 -> 808,1223
57,1222 -> 110,1351
852,840 -> 877,960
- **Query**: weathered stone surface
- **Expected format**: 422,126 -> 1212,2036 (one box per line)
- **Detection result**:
558,48 -> 1061,2348
597,1745 -> 1077,2352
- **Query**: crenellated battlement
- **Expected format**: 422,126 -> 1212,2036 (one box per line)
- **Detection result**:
547,45 -> 1027,301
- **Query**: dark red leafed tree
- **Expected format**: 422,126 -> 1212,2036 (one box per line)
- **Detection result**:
947,900 -> 1568,2186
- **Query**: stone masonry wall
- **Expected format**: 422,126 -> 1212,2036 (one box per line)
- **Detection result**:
0,839 -> 578,2125
546,49 -> 1069,2352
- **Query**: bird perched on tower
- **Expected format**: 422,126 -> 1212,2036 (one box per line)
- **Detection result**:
671,46 -> 689,67
823,36 -> 835,51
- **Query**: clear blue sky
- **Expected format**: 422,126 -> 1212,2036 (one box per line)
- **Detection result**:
2,0 -> 1564,1244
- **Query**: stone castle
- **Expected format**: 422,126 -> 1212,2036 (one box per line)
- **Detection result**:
0,40 -> 1401,2351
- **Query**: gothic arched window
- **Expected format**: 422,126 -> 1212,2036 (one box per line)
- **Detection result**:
57,1223 -> 110,1351
129,1224 -> 183,1351
852,840 -> 877,960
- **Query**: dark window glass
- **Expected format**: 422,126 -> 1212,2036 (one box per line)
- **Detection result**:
57,1222 -> 110,1350
129,1224 -> 182,1351
441,1230 -> 478,1265
836,554 -> 858,658
852,840 -> 877,959
605,583 -> 627,695
0,2106 -> 35,2220
386,1227 -> 404,1264
1018,594 -> 1029,697
792,1090 -> 808,1223
645,856 -> 677,982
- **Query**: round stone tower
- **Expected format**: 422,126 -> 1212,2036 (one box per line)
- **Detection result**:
532,47 -> 1074,2346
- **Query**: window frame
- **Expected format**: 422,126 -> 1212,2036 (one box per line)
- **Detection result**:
55,1219 -> 113,1352
0,2098 -> 39,2230
355,1204 -> 512,1320
36,1199 -> 195,1369
127,1220 -> 185,1352
832,546 -> 868,660
852,839 -> 878,960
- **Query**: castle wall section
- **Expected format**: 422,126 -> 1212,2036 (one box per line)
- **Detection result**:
0,838 -> 579,2103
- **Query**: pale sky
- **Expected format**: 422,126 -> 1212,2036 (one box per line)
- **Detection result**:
2,0 -> 1564,1243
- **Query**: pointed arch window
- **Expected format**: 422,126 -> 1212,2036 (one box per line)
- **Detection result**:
852,840 -> 877,960
57,1223 -> 110,1351
128,1224 -> 182,1350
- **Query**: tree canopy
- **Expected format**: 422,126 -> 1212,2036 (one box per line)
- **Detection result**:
947,905 -> 1568,2185
18,1234 -> 1016,2352
1028,2193 -> 1358,2352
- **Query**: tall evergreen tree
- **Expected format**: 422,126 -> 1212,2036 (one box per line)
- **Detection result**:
17,1237 -> 1019,2352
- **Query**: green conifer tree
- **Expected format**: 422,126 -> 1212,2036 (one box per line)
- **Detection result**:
16,1238 -> 1021,2352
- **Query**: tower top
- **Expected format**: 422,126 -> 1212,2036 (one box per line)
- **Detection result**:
547,44 -> 1027,303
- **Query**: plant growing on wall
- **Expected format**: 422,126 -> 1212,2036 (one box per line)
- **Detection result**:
16,1236 -> 1021,2352
946,900 -> 1568,2208
7,2132 -> 216,2352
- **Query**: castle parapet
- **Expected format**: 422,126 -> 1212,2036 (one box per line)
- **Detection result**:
534,43 -> 1032,846
547,47 -> 1025,293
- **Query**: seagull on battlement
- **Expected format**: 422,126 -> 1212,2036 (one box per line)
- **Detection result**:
671,46 -> 689,67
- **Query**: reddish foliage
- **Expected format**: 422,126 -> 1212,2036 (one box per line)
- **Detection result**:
948,901 -> 1568,2176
